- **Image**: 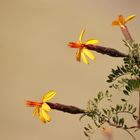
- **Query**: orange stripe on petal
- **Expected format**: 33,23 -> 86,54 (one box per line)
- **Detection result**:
26,100 -> 41,107
68,42 -> 80,48
112,21 -> 119,26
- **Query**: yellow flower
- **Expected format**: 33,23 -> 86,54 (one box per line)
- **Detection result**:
68,29 -> 99,64
112,14 -> 135,28
26,90 -> 56,123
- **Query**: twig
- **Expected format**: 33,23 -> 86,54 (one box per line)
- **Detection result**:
107,121 -> 137,140
124,129 -> 136,140
47,102 -> 85,114
108,121 -> 138,130
86,44 -> 127,57
137,92 -> 140,128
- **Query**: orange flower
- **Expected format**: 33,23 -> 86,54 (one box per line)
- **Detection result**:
68,29 -> 99,64
112,14 -> 135,44
112,14 -> 135,28
26,90 -> 56,123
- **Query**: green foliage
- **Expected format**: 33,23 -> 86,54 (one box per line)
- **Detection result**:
82,91 -> 138,139
107,43 -> 140,96
83,41 -> 140,140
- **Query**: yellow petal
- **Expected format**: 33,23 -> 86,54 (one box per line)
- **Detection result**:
85,39 -> 99,45
79,29 -> 85,43
124,15 -> 135,23
39,109 -> 46,123
42,90 -> 56,103
81,50 -> 88,64
76,48 -> 82,62
83,48 -> 95,60
42,103 -> 51,112
112,21 -> 119,26
32,106 -> 39,117
40,109 -> 51,122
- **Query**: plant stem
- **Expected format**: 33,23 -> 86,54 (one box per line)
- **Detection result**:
137,92 -> 140,128
124,129 -> 136,140
47,102 -> 85,114
86,44 -> 127,57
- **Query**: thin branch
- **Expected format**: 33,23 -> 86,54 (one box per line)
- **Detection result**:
107,121 -> 137,140
124,129 -> 136,140
47,102 -> 85,114
86,44 -> 127,57
137,92 -> 140,128
107,121 -> 138,130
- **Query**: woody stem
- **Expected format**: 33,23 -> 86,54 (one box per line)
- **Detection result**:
86,44 -> 127,57
47,102 -> 85,114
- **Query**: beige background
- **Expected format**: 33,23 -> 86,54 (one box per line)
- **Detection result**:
0,0 -> 140,140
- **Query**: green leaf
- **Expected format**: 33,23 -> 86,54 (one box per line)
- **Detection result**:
84,131 -> 89,137
112,69 -> 118,75
121,66 -> 127,73
84,127 -> 89,131
94,98 -> 98,103
131,107 -> 137,113
119,118 -> 124,126
132,115 -> 138,120
102,108 -> 107,115
128,104 -> 133,111
123,90 -> 129,95
97,92 -> 103,100
87,123 -> 92,129
112,116 -> 119,124
111,107 -> 116,113
116,105 -> 120,111
125,86 -> 131,92
123,103 -> 127,111
121,98 -> 127,102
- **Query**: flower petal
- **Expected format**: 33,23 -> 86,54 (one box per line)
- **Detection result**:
39,109 -> 46,123
112,21 -> 119,26
81,50 -> 88,64
42,90 -> 56,103
79,29 -> 85,43
118,15 -> 124,25
85,39 -> 99,45
40,109 -> 51,122
32,106 -> 39,117
68,42 -> 80,48
42,103 -> 51,112
76,48 -> 82,62
124,15 -> 135,24
83,48 -> 95,60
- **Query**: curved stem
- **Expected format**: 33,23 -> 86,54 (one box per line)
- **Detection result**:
124,129 -> 136,140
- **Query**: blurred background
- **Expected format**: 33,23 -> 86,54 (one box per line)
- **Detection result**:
0,0 -> 140,140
